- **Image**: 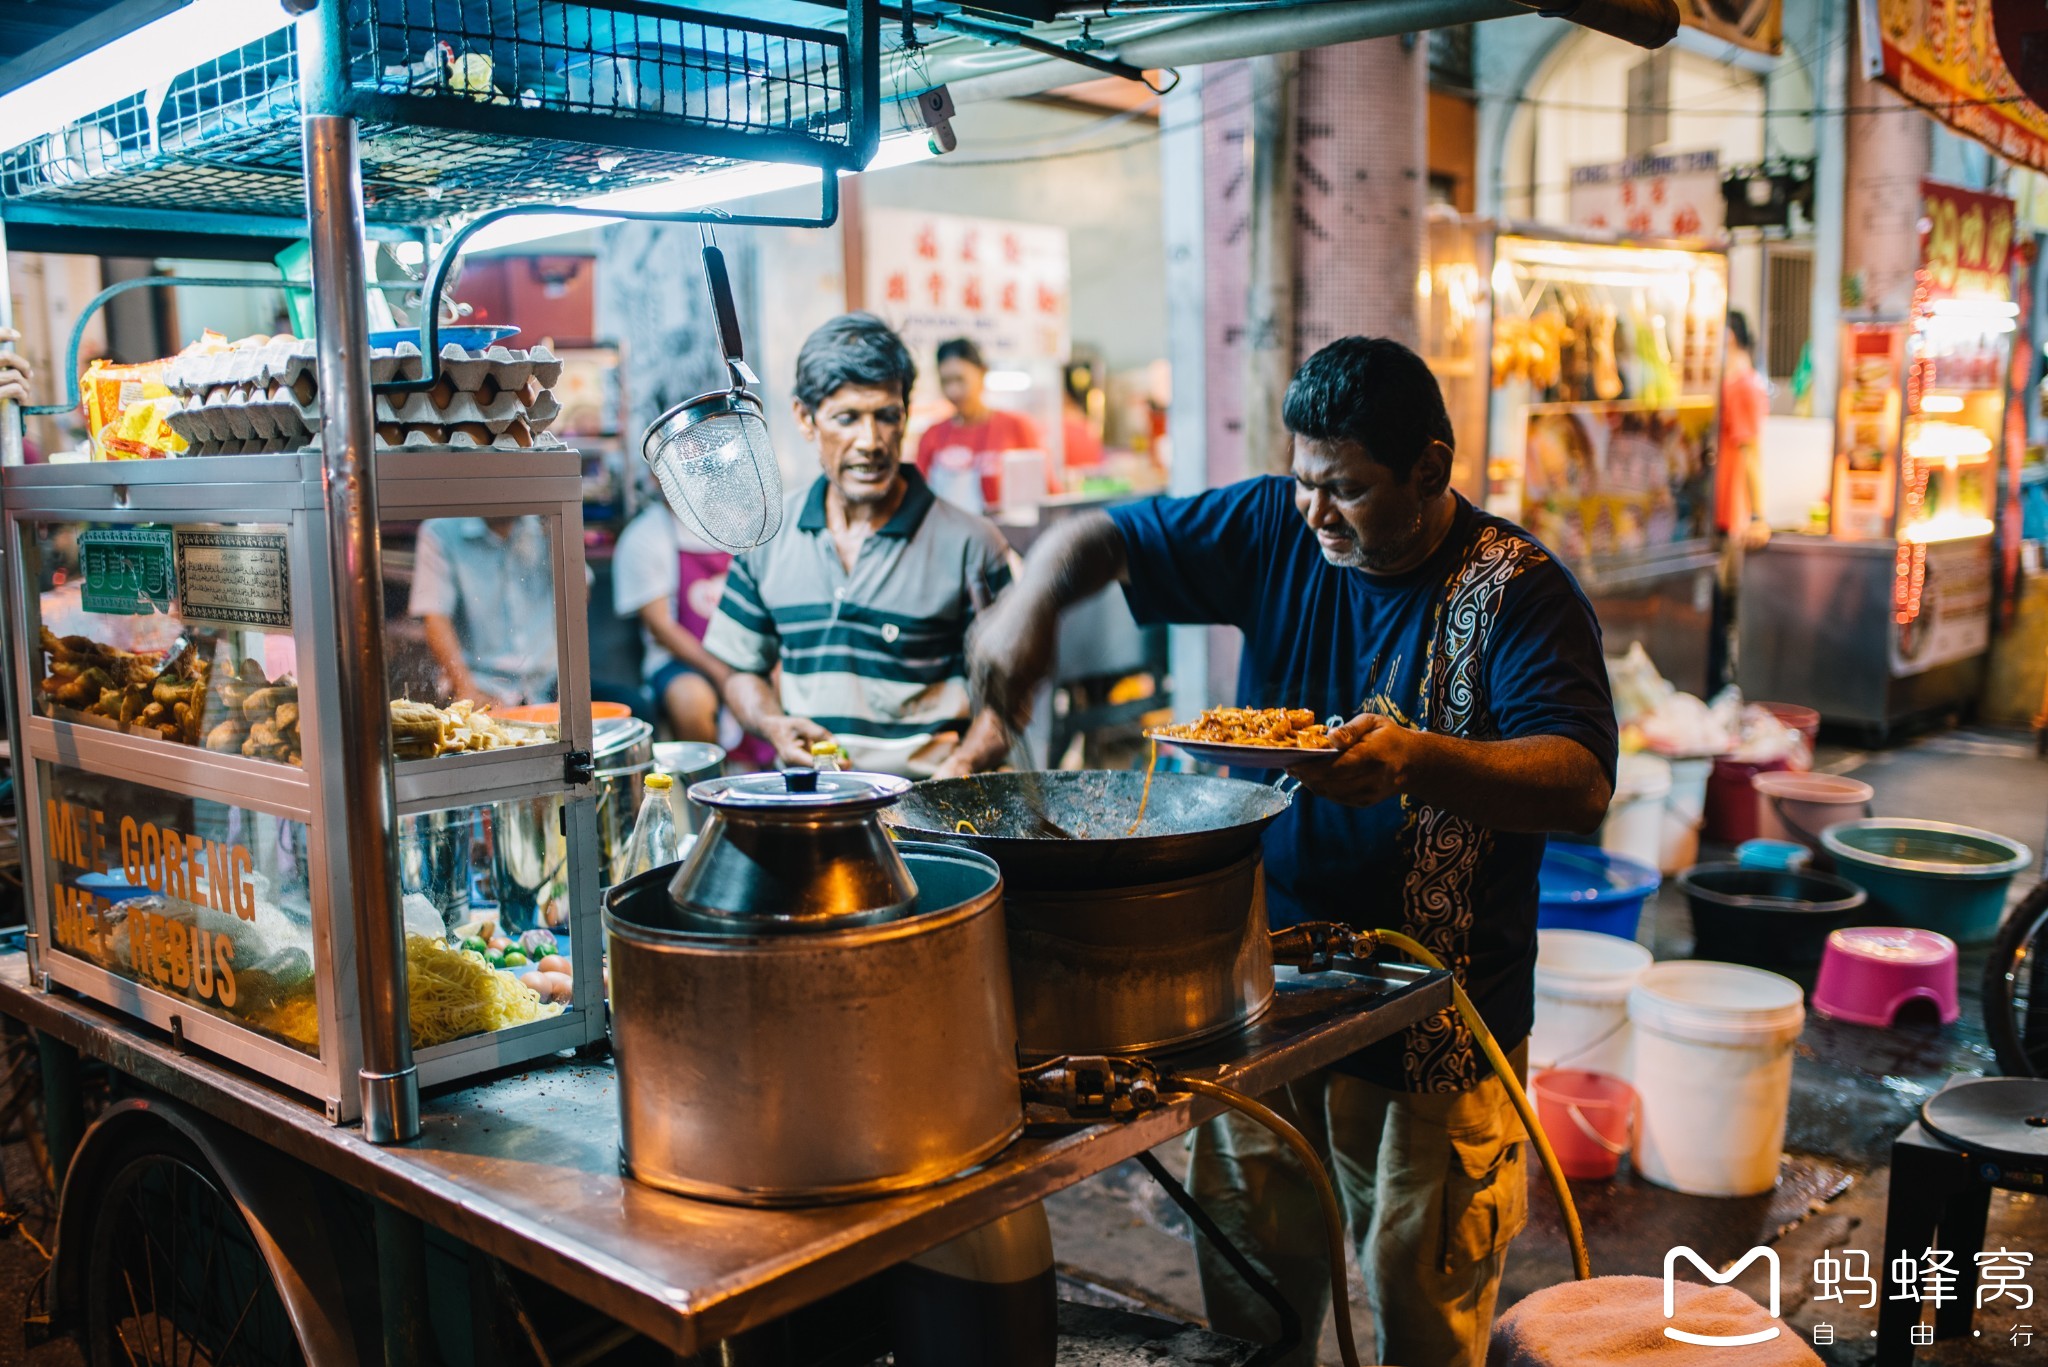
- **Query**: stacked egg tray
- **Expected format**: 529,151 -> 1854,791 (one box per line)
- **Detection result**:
162,339 -> 566,455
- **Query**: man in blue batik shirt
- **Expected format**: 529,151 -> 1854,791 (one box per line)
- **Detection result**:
970,336 -> 1618,1367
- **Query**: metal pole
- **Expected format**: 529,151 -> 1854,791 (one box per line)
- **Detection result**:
35,1032 -> 82,1188
0,213 -> 22,468
304,111 -> 419,1143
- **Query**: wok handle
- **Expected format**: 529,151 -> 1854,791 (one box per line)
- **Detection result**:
1272,773 -> 1301,797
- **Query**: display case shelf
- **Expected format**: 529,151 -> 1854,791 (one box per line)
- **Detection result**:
0,0 -> 861,227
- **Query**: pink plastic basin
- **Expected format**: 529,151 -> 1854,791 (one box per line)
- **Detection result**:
1812,927 -> 1960,1027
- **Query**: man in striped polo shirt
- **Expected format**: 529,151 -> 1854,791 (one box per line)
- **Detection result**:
703,313 -> 1016,778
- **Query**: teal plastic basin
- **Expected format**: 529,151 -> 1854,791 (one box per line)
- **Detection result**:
1818,819 -> 2032,945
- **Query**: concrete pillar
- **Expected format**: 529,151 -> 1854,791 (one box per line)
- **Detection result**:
1293,36 -> 1431,358
1162,69 -> 1213,715
1804,0 -> 1849,417
1841,22 -> 1932,318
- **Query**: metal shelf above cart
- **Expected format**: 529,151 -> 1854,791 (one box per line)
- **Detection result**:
0,0 -> 872,229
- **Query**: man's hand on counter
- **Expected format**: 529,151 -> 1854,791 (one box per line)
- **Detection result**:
762,714 -> 835,770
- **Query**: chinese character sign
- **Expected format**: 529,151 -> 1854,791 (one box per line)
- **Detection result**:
1568,151 -> 1725,241
1873,0 -> 2048,175
863,206 -> 1071,389
1919,180 -> 2018,301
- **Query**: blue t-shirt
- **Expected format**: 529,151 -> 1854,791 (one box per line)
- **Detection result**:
1109,478 -> 1618,1092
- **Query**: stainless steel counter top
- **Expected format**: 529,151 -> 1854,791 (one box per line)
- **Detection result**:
0,950 -> 1447,1352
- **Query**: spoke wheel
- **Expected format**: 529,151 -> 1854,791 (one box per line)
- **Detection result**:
83,1130 -> 304,1367
1984,881 -> 2048,1078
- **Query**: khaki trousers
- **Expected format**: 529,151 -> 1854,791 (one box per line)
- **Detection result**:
1186,1043 -> 1530,1367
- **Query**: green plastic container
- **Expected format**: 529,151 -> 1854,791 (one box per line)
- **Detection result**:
1818,819 -> 2032,944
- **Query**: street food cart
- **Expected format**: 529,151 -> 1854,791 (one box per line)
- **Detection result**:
0,3 -> 1457,1361
1740,181 -> 2014,736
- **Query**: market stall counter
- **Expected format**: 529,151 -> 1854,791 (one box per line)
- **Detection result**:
0,945 -> 1446,1355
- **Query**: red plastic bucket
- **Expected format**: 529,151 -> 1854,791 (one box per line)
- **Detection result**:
1531,1068 -> 1636,1180
1705,756 -> 1792,845
1759,702 -> 1820,768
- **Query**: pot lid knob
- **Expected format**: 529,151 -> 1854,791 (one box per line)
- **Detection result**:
784,768 -> 819,794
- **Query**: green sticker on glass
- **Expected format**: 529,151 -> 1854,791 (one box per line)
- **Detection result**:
79,528 -> 174,616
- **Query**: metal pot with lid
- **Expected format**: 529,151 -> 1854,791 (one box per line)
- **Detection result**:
671,769 -> 918,931
605,770 -> 1023,1205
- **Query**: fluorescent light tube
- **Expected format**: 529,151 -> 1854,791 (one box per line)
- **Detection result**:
0,0 -> 297,146
461,132 -> 940,254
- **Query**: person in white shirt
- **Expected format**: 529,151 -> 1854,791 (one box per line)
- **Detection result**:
408,516 -> 559,707
610,502 -> 734,744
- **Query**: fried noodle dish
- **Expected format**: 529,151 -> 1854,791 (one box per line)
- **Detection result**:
1156,707 -> 1336,749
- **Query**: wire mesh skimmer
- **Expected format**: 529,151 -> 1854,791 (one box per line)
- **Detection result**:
640,238 -> 783,552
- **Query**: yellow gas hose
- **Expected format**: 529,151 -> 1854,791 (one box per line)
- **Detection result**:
1176,1075 -> 1366,1367
1172,929 -> 1593,1367
1371,929 -> 1592,1283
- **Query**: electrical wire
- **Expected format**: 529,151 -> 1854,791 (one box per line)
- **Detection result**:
1370,929 -> 1592,1283
1173,1074 -> 1365,1367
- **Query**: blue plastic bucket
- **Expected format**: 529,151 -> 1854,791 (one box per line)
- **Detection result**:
1538,843 -> 1661,940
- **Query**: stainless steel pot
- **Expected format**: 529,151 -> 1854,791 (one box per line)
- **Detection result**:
1004,851 -> 1273,1059
674,770 -> 917,932
652,740 -> 725,835
594,716 -> 656,885
605,842 -> 1022,1204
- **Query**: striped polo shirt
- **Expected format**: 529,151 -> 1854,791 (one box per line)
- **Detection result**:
703,467 -> 1014,778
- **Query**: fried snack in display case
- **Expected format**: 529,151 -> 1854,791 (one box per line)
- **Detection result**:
5,451 -> 606,1123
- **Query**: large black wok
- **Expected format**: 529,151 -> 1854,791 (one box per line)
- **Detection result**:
886,770 -> 1293,891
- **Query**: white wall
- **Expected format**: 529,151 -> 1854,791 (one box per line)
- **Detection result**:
1506,29 -> 1772,337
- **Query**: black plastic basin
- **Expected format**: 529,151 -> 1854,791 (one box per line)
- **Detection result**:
1678,862 -> 1868,968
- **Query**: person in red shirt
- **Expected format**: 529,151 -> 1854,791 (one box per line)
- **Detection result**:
915,337 -> 1046,512
1711,312 -> 1771,689
1716,312 -> 1771,548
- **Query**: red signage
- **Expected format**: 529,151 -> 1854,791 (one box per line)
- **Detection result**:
1916,180 -> 2016,302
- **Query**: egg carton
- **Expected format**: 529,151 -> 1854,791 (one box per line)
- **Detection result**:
164,337 -> 319,396
374,377 -> 560,434
164,381 -> 320,447
183,437 -> 300,457
376,422 -> 564,451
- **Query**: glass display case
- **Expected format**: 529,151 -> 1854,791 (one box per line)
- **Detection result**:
1422,219 -> 1728,693
4,449 -> 606,1120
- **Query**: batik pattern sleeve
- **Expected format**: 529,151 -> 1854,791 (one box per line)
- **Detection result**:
1104,476 -> 1285,629
1482,566 -> 1619,785
701,551 -> 779,675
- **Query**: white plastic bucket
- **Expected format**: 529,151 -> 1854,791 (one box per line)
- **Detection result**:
1753,771 -> 1874,852
1627,961 -> 1806,1197
1532,929 -> 1654,1076
1660,756 -> 1714,875
1600,754 -> 1672,873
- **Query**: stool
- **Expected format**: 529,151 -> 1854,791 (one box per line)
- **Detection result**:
1878,1077 -> 2048,1365
1812,928 -> 1959,1027
1489,1275 -> 1819,1365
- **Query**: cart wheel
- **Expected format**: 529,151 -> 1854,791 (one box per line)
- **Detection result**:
83,1126 -> 305,1367
1984,880 -> 2048,1078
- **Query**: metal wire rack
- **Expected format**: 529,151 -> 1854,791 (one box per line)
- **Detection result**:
0,1 -> 856,226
